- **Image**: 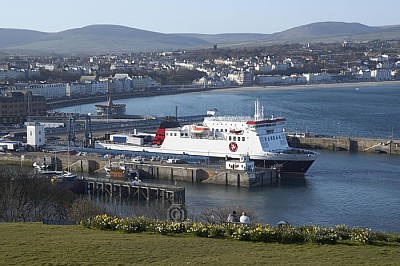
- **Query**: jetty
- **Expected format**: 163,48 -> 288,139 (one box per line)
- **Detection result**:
83,177 -> 185,204
287,134 -> 400,154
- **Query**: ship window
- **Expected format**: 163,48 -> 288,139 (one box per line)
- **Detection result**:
242,137 -> 245,141
229,136 -> 232,141
174,133 -> 177,136
233,136 -> 236,141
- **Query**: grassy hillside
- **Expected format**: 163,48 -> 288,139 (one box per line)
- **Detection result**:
3,22 -> 400,54
0,223 -> 399,265
0,28 -> 50,48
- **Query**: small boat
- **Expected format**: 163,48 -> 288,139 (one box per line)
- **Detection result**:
191,124 -> 209,134
54,171 -> 78,180
33,162 -> 49,171
38,170 -> 63,175
105,166 -> 126,178
105,161 -> 138,179
229,129 -> 243,134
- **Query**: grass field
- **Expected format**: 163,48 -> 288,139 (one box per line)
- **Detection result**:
0,223 -> 399,265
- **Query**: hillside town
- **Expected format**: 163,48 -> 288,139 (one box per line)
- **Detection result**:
1,40 -> 400,125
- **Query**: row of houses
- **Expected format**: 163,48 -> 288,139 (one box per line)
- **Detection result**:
0,69 -> 40,81
193,68 -> 398,87
2,75 -> 160,100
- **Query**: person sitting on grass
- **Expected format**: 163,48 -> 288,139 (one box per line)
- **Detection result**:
240,212 -> 250,224
227,211 -> 238,223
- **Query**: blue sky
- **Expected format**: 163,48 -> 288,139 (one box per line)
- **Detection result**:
2,0 -> 399,34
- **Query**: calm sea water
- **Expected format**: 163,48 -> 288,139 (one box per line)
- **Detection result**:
58,84 -> 400,232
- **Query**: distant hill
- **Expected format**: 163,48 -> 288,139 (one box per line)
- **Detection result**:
1,22 -> 400,55
272,22 -> 377,40
1,25 -> 209,54
0,29 -> 50,48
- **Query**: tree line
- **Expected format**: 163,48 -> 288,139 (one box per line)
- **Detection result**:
0,170 -> 101,222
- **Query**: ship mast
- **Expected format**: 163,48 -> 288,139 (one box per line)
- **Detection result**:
253,99 -> 264,121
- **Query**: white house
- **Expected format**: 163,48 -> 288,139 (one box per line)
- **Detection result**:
226,155 -> 255,172
27,123 -> 45,148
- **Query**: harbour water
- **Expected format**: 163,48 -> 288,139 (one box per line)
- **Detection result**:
58,84 -> 400,232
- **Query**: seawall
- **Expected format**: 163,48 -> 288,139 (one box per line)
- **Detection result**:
287,135 -> 400,154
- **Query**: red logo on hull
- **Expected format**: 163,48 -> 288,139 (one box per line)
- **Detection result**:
229,142 -> 238,152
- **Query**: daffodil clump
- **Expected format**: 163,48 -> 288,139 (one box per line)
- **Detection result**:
299,225 -> 338,245
81,214 -> 397,245
350,227 -> 372,244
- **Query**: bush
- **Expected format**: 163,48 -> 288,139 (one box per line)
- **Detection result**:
350,227 -> 372,244
81,214 -> 398,246
300,225 -> 338,245
335,224 -> 352,240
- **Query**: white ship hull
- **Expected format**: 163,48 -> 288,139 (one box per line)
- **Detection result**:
95,100 -> 318,175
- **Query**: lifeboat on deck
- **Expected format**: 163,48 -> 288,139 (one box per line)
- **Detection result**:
229,129 -> 243,134
191,124 -> 210,134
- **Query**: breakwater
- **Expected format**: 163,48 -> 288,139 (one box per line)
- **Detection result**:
287,135 -> 400,154
47,86 -> 238,109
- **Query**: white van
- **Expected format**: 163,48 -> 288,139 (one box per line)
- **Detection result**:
166,158 -> 181,164
132,157 -> 144,163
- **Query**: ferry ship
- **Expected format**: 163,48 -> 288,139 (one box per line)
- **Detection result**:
95,100 -> 319,175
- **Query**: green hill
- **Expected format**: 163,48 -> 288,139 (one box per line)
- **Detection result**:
2,22 -> 400,54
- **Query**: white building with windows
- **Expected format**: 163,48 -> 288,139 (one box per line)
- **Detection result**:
371,69 -> 392,81
27,83 -> 67,99
0,69 -> 26,80
303,73 -> 333,83
27,123 -> 45,148
132,76 -> 160,90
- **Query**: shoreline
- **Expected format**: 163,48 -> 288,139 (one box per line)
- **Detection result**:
49,80 -> 400,109
201,80 -> 400,94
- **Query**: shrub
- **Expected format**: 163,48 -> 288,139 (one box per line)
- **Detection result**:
300,225 -> 338,245
248,224 -> 279,243
81,214 -> 398,246
350,227 -> 372,244
278,226 -> 305,244
335,224 -> 352,240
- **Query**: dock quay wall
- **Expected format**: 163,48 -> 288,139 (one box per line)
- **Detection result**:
134,163 -> 278,187
287,136 -> 400,154
2,152 -> 281,187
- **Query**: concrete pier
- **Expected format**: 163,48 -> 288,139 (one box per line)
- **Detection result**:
287,135 -> 400,154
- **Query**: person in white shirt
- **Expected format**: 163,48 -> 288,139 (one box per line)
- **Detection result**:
239,212 -> 250,224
